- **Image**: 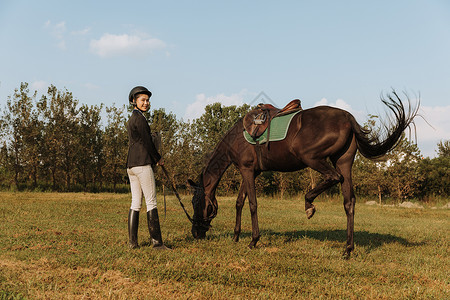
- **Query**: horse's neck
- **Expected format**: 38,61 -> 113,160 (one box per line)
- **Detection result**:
203,142 -> 232,197
202,123 -> 240,196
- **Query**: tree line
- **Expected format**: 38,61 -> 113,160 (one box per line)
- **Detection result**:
1,83 -> 448,201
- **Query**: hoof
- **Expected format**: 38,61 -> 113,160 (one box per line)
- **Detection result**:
233,234 -> 239,243
128,243 -> 139,249
247,236 -> 260,249
342,251 -> 351,260
153,244 -> 172,251
306,207 -> 316,219
342,247 -> 353,260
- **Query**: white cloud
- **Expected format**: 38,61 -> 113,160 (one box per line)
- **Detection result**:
31,81 -> 48,95
31,80 -> 47,90
90,33 -> 166,58
53,22 -> 66,39
44,20 -> 67,50
314,98 -> 365,120
184,90 -> 247,121
56,40 -> 66,50
414,105 -> 450,157
72,27 -> 91,36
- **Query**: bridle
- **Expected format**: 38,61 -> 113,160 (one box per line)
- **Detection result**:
191,185 -> 215,231
160,165 -> 216,229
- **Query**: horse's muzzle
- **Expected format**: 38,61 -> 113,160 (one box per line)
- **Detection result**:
191,221 -> 209,239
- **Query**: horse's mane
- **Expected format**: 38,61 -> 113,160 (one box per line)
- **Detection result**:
202,118 -> 243,171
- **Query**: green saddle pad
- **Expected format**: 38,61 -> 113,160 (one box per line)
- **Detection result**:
243,110 -> 301,144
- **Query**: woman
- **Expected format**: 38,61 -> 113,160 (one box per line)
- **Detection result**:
126,86 -> 169,250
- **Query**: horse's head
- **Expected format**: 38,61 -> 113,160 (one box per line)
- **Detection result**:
188,178 -> 217,239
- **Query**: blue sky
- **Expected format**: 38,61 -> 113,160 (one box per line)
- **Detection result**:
1,0 -> 449,157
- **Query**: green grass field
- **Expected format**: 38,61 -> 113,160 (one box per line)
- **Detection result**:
0,192 -> 448,299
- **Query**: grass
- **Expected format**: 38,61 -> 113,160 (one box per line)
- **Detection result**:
0,192 -> 448,299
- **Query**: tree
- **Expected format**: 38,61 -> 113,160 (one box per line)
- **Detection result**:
384,135 -> 423,201
76,104 -> 104,190
273,172 -> 294,198
353,153 -> 389,203
193,103 -> 251,152
40,85 -> 79,190
433,140 -> 450,196
0,142 -> 12,189
172,121 -> 203,188
0,83 -> 42,189
103,105 -> 128,192
417,140 -> 450,197
436,140 -> 450,157
147,108 -> 186,190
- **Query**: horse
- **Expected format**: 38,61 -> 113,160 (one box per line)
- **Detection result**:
188,91 -> 418,258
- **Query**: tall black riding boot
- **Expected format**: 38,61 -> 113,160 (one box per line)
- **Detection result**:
128,209 -> 139,249
147,209 -> 170,250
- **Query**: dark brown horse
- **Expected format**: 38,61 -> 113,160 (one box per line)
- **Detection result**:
188,92 -> 418,258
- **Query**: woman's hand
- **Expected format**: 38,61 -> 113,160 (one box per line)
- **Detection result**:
157,158 -> 164,166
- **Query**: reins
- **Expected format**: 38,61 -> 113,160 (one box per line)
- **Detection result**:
160,165 -> 194,224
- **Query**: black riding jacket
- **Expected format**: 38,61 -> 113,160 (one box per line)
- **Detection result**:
126,109 -> 161,168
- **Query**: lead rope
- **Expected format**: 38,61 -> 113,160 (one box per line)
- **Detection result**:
163,183 -> 166,219
160,165 -> 194,224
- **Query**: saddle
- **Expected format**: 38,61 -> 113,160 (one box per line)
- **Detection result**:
243,99 -> 302,140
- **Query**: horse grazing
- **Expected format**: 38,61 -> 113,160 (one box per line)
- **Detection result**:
188,91 -> 418,258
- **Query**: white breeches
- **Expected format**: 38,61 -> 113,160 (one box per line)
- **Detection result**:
127,165 -> 157,212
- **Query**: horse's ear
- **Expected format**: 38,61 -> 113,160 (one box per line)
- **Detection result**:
187,179 -> 197,187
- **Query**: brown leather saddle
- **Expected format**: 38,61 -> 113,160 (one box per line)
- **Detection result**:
243,99 -> 302,140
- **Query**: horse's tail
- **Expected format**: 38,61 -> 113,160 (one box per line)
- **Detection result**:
350,91 -> 419,159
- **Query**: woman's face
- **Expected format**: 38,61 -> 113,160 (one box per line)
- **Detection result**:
135,93 -> 150,112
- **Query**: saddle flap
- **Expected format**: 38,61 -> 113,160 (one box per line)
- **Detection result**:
243,108 -> 272,139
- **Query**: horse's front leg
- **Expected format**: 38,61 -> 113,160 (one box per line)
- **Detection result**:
233,182 -> 247,243
243,171 -> 260,248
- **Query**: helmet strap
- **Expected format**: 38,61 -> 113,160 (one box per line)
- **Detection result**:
131,94 -> 139,109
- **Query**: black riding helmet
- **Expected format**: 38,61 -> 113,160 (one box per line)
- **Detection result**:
128,86 -> 152,105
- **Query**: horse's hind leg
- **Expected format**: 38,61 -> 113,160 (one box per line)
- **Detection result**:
340,166 -> 356,259
333,142 -> 357,258
303,159 -> 344,219
234,182 -> 247,242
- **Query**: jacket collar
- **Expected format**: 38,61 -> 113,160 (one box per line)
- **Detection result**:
133,108 -> 145,115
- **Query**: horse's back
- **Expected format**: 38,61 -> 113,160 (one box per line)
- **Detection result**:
287,105 -> 356,157
300,105 -> 351,120
296,105 -> 354,131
